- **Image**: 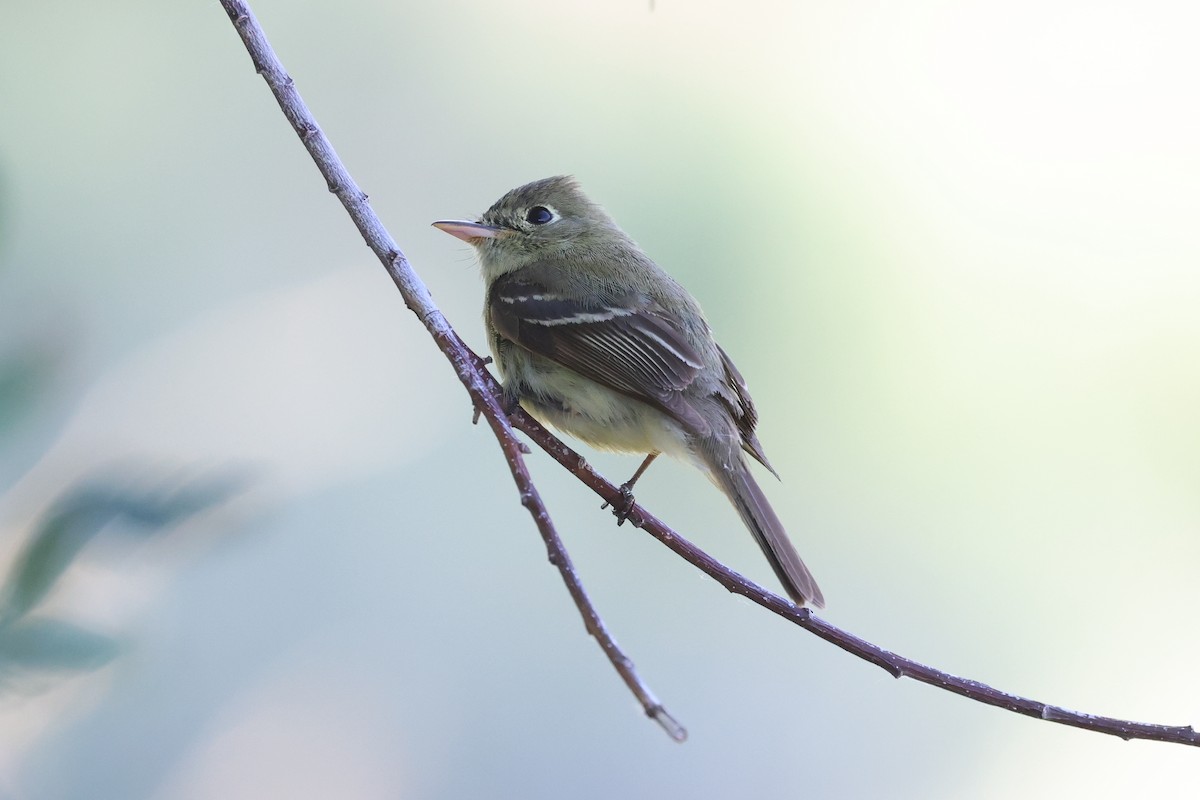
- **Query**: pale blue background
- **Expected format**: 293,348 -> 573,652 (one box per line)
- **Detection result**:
1,1 -> 1198,797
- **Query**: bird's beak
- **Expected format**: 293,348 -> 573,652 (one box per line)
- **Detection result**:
432,219 -> 508,244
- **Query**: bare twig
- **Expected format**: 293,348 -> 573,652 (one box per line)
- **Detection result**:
489,374 -> 1200,746
216,0 -> 1199,748
217,0 -> 684,741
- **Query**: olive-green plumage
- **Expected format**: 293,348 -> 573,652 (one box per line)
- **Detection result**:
434,176 -> 823,608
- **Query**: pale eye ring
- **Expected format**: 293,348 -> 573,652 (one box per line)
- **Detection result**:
525,205 -> 557,225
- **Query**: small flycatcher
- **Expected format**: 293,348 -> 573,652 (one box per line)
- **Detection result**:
434,176 -> 824,607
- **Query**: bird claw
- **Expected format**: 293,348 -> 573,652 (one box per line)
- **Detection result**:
601,482 -> 637,526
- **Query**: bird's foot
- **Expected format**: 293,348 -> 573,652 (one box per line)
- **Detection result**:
601,482 -> 638,526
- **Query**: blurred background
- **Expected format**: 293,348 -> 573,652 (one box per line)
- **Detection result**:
1,0 -> 1198,797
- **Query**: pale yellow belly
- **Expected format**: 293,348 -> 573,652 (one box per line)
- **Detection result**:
503,347 -> 693,460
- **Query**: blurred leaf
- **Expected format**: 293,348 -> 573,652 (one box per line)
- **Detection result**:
0,342 -> 64,436
94,470 -> 251,530
0,469 -> 250,624
0,616 -> 121,679
0,501 -> 107,625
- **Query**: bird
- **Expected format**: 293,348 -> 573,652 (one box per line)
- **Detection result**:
433,176 -> 824,607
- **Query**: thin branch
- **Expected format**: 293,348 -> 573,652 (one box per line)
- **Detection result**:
217,0 -> 684,741
216,0 -> 1199,748
452,346 -> 1200,748
460,374 -> 684,741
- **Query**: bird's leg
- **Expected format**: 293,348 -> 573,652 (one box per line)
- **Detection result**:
622,452 -> 659,492
602,453 -> 659,526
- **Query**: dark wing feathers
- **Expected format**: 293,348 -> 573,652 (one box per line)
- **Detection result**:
489,274 -> 710,433
716,344 -> 776,476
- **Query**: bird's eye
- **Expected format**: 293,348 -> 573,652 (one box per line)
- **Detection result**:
525,206 -> 555,225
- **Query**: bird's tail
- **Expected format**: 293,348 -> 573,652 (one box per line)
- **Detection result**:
706,455 -> 825,608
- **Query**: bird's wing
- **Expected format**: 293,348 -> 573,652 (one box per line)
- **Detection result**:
488,271 -> 710,434
715,343 -> 777,477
